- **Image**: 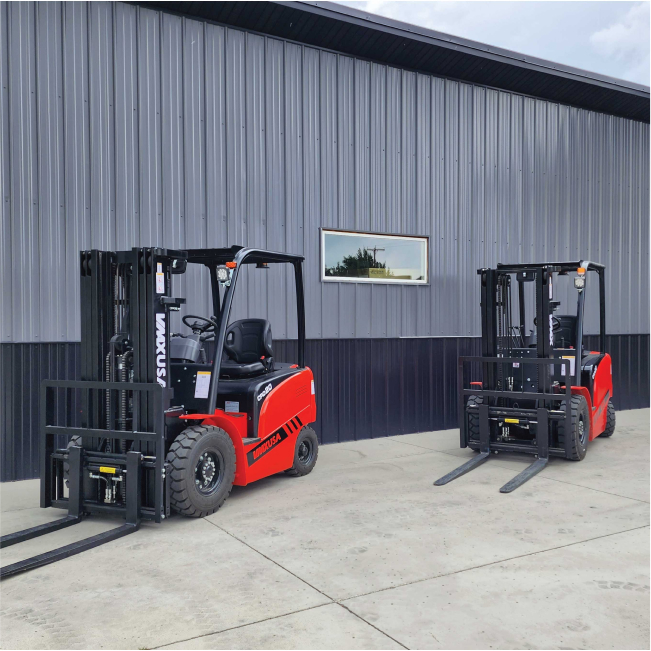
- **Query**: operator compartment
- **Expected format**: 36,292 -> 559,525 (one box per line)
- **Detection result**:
169,314 -> 301,436
170,362 -> 300,435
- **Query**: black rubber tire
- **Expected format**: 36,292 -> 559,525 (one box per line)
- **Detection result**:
166,425 -> 236,517
558,395 -> 590,461
64,435 -> 83,487
601,401 -> 616,438
285,426 -> 319,477
466,395 -> 483,448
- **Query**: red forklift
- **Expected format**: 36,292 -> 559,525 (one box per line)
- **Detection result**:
1,246 -> 317,578
435,261 -> 615,493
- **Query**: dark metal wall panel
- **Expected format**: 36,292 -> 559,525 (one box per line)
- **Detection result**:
2,336 -> 648,481
1,343 -> 81,481
1,1 -> 648,345
584,334 -> 651,412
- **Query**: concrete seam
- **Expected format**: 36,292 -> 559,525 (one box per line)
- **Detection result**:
152,602 -> 328,650
337,602 -> 410,650
525,473 -> 651,504
204,517 -> 337,601
201,519 -> 411,650
340,524 -> 650,604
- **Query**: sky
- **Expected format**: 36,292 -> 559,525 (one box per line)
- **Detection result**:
334,1 -> 650,86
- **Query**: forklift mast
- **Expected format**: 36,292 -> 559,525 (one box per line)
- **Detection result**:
480,263 -> 606,390
1,248 -> 188,579
79,248 -> 187,445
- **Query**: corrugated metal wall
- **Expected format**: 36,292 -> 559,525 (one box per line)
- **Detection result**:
1,1 -> 648,345
3,334 -> 648,481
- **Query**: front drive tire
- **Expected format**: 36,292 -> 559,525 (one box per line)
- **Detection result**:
466,395 -> 483,450
285,426 -> 319,477
64,435 -> 83,487
558,395 -> 590,461
601,401 -> 616,438
166,425 -> 236,517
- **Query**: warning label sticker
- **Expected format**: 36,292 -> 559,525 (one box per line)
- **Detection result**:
561,356 -> 576,377
194,371 -> 211,399
156,262 -> 165,294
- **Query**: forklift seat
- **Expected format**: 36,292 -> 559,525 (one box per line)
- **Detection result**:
528,315 -> 578,349
220,319 -> 274,378
554,315 -> 577,349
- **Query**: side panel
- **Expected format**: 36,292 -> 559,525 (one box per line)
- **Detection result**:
240,368 -> 316,484
570,386 -> 592,415
192,411 -> 249,485
571,354 -> 613,439
257,368 -> 316,440
590,353 -> 613,438
186,368 -> 316,486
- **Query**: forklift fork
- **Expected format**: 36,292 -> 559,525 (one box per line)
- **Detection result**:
434,404 -> 491,485
434,407 -> 550,492
499,410 -> 549,493
0,447 -> 142,580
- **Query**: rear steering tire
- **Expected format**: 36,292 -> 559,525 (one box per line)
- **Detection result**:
285,426 -> 319,477
601,401 -> 616,438
558,395 -> 590,461
166,425 -> 236,517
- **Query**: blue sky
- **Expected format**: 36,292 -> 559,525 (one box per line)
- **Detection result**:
334,1 -> 650,86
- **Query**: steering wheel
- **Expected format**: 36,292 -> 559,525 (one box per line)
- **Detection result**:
182,314 -> 218,335
533,315 -> 561,331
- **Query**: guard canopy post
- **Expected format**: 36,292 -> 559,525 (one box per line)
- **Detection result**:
201,247 -> 307,415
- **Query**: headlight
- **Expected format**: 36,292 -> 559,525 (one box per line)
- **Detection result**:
574,276 -> 585,290
216,266 -> 230,283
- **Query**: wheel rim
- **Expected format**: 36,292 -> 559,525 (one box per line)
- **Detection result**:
194,450 -> 224,496
298,439 -> 314,466
578,418 -> 587,446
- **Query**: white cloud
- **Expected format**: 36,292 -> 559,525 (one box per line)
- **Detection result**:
590,2 -> 650,84
335,1 -> 650,86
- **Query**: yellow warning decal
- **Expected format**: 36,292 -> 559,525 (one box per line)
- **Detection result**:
99,466 -> 117,474
504,418 -> 520,424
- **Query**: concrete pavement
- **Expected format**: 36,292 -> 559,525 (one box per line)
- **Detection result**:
1,409 -> 649,649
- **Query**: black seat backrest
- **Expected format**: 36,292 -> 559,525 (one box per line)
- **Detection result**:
224,319 -> 273,364
554,315 -> 577,349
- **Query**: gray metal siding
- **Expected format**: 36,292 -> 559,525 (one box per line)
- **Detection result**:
1,1 -> 648,344
135,2 -> 650,122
